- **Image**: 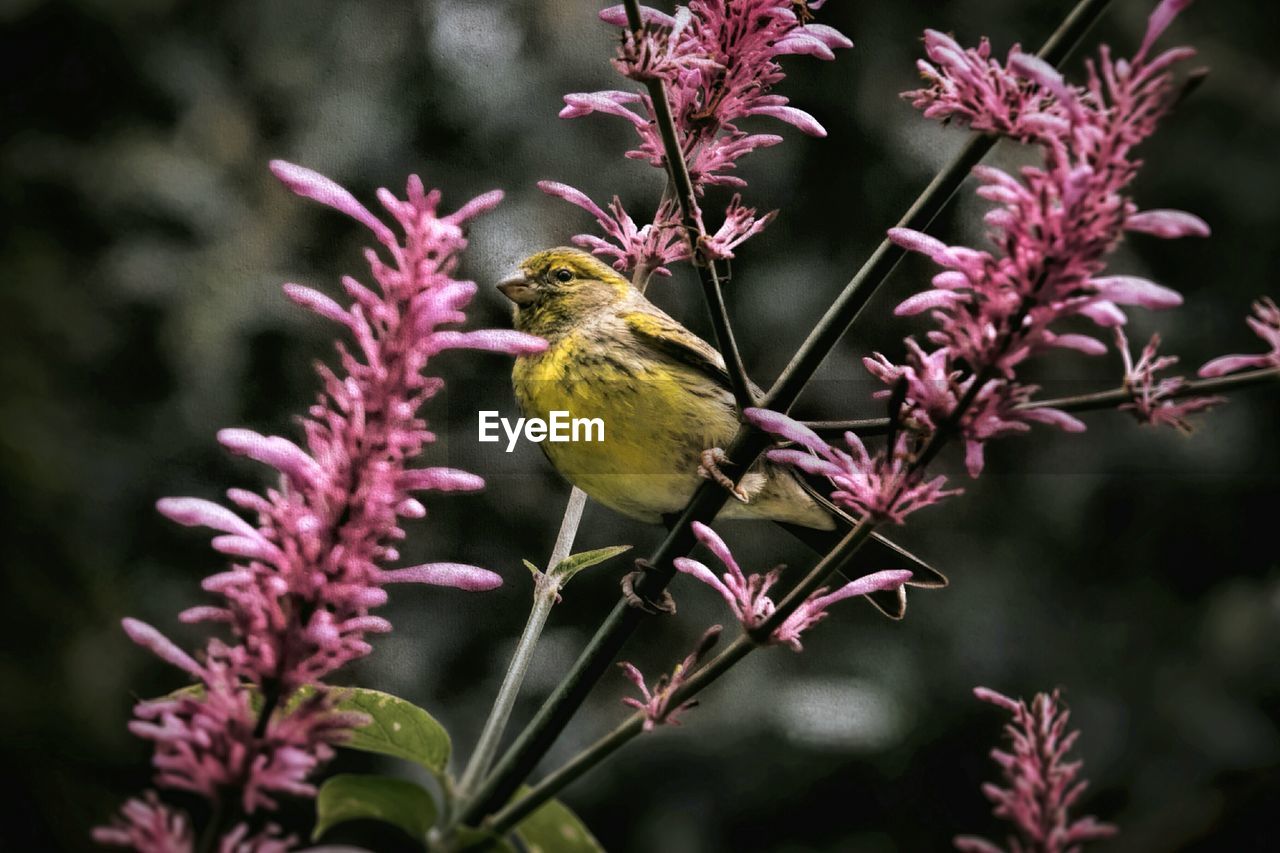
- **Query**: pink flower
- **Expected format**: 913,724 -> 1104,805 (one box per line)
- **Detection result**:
1116,328 -> 1223,433
876,0 -> 1200,476
955,687 -> 1117,853
673,522 -> 911,648
103,163 -> 543,841
619,626 -> 722,731
745,407 -> 961,523
548,2 -> 850,276
1199,296 -> 1280,377
92,792 -> 193,852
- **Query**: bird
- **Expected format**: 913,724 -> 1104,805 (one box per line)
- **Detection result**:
497,247 -> 945,616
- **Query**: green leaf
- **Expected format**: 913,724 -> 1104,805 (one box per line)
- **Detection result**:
335,687 -> 451,779
514,795 -> 605,853
522,558 -> 542,576
548,545 -> 632,586
313,773 -> 436,843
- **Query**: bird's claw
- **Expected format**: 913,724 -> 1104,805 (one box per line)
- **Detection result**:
698,448 -> 749,503
622,561 -> 676,615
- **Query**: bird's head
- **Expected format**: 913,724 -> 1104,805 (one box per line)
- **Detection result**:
498,247 -> 632,336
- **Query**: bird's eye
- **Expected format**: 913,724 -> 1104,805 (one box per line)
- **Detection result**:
553,268 -> 573,283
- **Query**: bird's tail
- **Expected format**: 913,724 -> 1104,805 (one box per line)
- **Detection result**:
778,478 -> 948,619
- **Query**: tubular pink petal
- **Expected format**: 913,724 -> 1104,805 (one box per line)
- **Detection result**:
1092,275 -> 1183,309
380,563 -> 503,591
687,521 -> 745,583
747,104 -> 826,137
1125,209 -> 1210,239
1197,354 -> 1271,378
1021,408 -> 1087,433
446,189 -> 504,225
1139,0 -> 1195,61
599,4 -> 676,28
269,160 -> 396,246
211,534 -> 282,563
673,557 -> 738,607
895,289 -> 964,316
972,686 -> 1021,713
217,429 -> 325,487
1049,333 -> 1108,355
121,619 -> 203,678
537,181 -> 610,222
887,227 -> 948,260
1079,300 -> 1128,327
430,329 -> 548,355
156,497 -> 259,539
812,569 -> 914,606
400,467 -> 485,492
282,284 -> 349,325
765,448 -> 842,479
743,407 -> 830,454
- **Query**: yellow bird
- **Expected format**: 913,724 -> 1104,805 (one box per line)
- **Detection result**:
498,248 -> 944,611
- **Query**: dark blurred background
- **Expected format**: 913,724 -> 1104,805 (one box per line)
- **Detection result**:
2,0 -> 1278,850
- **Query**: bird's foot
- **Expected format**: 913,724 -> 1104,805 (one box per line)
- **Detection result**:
622,560 -> 677,615
698,448 -> 750,503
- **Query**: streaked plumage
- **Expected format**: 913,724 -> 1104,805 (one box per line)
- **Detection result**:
500,248 -> 835,530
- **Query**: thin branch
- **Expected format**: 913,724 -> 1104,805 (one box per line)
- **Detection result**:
455,488 -> 588,800
802,366 -> 1280,435
620,1 -> 757,409
456,0 -> 1115,826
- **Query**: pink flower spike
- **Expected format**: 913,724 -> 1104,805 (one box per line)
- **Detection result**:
121,619 -> 203,679
156,497 -> 259,539
1125,209 -> 1210,239
269,160 -> 396,247
379,563 -> 503,591
958,687 -> 1117,853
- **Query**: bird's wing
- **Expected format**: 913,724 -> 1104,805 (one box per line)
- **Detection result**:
622,310 -> 733,387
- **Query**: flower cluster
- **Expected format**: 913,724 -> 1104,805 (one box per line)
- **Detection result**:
1116,328 -> 1222,432
885,0 -> 1205,461
754,0 -> 1205,511
955,687 -> 1116,853
673,522 -> 911,650
747,407 -> 961,524
1199,296 -> 1280,377
98,162 -> 545,848
540,1 -> 850,278
619,625 -> 722,730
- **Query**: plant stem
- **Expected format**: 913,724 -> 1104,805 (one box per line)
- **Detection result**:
803,366 -> 1280,434
456,0 -> 1114,826
489,521 -> 881,832
621,0 -> 757,409
455,488 -> 587,799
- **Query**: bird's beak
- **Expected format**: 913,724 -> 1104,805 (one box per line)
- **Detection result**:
497,272 -> 537,306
